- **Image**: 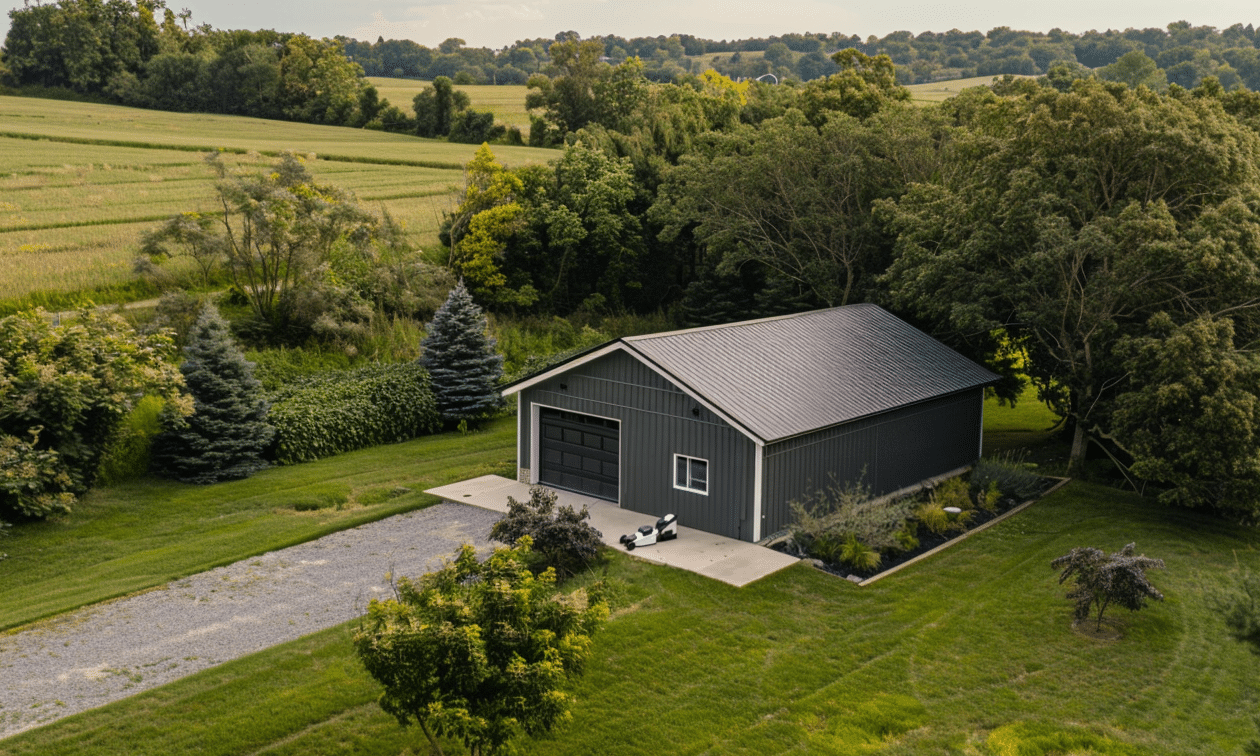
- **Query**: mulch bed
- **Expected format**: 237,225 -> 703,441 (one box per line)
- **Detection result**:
773,476 -> 1060,583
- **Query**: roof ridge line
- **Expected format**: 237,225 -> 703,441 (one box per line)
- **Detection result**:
623,304 -> 872,342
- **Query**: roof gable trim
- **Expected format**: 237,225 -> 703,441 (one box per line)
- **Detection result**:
502,341 -> 766,445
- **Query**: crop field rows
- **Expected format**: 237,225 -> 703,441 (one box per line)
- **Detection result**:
366,78 -> 534,132
0,96 -> 557,305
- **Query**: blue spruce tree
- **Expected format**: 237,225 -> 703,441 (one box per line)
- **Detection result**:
151,302 -> 274,483
421,281 -> 503,426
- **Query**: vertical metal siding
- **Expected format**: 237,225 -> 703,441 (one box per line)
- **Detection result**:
760,390 -> 984,537
519,351 -> 756,541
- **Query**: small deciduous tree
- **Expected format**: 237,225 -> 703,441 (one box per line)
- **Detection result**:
150,302 -> 275,484
1052,543 -> 1165,630
489,486 -> 604,579
354,538 -> 608,756
420,281 -> 503,425
203,151 -> 376,327
0,308 -> 185,516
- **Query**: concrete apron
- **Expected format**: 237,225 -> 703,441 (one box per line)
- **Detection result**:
426,475 -> 800,588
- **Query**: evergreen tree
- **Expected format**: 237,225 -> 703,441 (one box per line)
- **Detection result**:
151,303 -> 275,484
420,282 -> 504,425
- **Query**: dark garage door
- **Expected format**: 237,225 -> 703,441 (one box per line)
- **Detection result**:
538,408 -> 619,501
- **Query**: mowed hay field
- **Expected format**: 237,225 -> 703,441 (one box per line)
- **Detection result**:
366,77 -> 534,132
0,95 -> 556,304
904,74 -> 1036,102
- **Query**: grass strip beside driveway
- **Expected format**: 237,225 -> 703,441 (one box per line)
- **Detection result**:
0,419 -> 515,632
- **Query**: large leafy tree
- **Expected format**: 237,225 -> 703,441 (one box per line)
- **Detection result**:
503,141 -> 642,312
412,75 -> 471,137
200,152 -> 375,328
657,103 -> 941,308
0,308 -> 185,519
880,78 -> 1260,474
420,281 -> 504,425
354,538 -> 608,756
150,302 -> 274,484
1112,314 -> 1260,516
525,37 -> 608,145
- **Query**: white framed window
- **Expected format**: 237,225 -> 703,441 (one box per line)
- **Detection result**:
673,454 -> 708,495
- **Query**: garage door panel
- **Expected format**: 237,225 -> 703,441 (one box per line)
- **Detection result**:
538,408 -> 619,502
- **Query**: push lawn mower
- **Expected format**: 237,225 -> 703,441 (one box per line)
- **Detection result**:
619,513 -> 678,550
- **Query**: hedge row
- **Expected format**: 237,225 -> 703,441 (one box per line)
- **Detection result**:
268,363 -> 440,464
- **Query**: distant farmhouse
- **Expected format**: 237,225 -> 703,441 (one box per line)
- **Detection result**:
503,305 -> 999,542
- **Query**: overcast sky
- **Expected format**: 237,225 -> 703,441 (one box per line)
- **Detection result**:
2,1 -> 1258,50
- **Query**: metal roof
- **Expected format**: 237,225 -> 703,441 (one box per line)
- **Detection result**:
620,304 -> 999,443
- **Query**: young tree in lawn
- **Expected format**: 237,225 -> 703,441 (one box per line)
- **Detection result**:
151,302 -> 275,484
420,281 -> 503,426
354,538 -> 608,756
1052,543 -> 1165,630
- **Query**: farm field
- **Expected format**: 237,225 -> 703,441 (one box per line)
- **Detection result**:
904,74 -> 1036,102
367,77 -> 534,132
2,403 -> 1258,754
0,96 -> 556,305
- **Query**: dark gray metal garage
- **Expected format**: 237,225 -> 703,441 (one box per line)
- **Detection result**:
503,304 -> 999,543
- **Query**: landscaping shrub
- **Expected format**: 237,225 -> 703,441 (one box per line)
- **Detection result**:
976,479 -> 1002,512
354,540 -> 608,756
96,396 -> 166,486
268,363 -> 440,464
915,501 -> 957,536
787,478 -> 917,564
971,451 -> 1046,503
248,347 -> 355,392
0,430 -> 76,520
489,486 -> 605,579
932,477 -> 973,511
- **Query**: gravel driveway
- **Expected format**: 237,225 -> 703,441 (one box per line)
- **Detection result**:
0,502 -> 501,740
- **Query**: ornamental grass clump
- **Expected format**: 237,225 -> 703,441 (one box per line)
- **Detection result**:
971,451 -> 1045,504
788,478 -> 917,572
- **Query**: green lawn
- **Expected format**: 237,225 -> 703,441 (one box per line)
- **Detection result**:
6,482 -> 1257,755
3,400 -> 1258,754
0,418 -> 516,632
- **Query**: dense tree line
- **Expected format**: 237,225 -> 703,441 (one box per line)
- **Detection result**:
338,22 -> 1260,89
439,46 -> 1260,520
1,0 -> 401,129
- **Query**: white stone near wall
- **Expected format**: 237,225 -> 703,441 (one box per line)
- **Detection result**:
518,467 -> 530,484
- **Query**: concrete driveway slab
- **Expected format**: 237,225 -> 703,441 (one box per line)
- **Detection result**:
426,475 -> 799,587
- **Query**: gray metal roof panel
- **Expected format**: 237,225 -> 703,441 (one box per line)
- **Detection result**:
623,304 -> 999,442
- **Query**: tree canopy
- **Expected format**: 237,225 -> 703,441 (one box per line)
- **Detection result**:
880,78 -> 1260,477
0,308 -> 185,519
354,538 -> 608,756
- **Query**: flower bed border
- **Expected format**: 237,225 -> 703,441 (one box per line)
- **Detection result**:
851,476 -> 1072,587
